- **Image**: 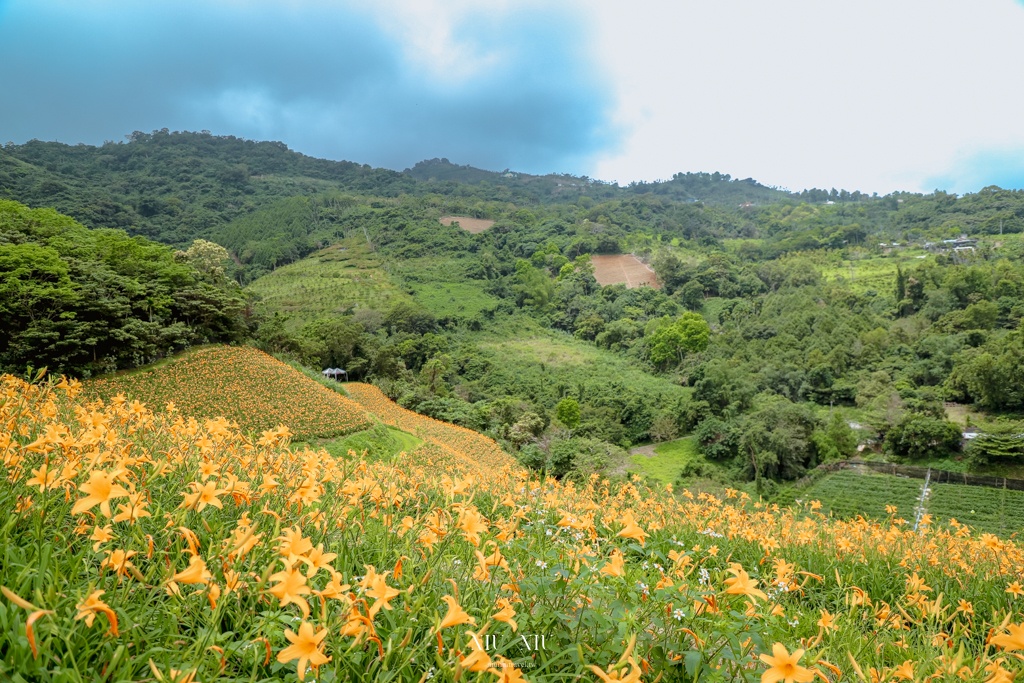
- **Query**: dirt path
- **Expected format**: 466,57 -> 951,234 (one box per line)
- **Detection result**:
629,444 -> 657,458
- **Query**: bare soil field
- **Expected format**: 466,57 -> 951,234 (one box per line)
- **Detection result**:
590,254 -> 659,288
440,216 -> 495,233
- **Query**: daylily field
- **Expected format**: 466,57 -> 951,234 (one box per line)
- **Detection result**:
2,366 -> 1024,682
86,346 -> 372,441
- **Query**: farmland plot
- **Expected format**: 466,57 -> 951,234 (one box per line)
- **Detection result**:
591,254 -> 659,288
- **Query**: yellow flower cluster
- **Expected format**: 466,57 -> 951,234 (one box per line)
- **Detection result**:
2,372 -> 1023,681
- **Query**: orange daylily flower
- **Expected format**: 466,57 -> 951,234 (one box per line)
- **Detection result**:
615,510 -> 647,546
71,469 -> 129,517
438,594 -> 475,630
989,623 -> 1024,651
100,549 -> 138,578
366,573 -> 400,618
589,656 -> 643,682
460,630 -> 492,672
304,543 -> 337,577
891,660 -> 914,681
268,564 -> 311,618
724,563 -> 767,602
75,590 -> 119,636
601,550 -> 626,578
816,610 -> 838,632
170,555 -> 213,585
492,598 -> 518,632
759,643 -> 814,683
26,463 -> 58,491
181,480 -> 225,512
277,526 -> 314,566
277,621 -> 330,681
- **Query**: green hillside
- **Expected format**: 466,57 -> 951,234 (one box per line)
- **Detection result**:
5,129 -> 1024,534
248,238 -> 411,329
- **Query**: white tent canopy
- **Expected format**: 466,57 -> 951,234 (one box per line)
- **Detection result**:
321,368 -> 348,380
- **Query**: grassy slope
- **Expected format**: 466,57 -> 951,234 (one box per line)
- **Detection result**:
629,436 -> 700,483
473,322 -> 690,406
394,257 -> 500,319
247,237 -> 412,329
818,249 -> 931,293
320,424 -> 423,461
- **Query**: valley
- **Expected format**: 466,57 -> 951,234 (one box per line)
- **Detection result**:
2,133 -> 1024,680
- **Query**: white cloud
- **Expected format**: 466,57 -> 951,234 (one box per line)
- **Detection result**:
586,0 -> 1024,192
357,0 -> 523,84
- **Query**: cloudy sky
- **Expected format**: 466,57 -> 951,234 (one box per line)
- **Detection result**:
2,0 -> 1023,194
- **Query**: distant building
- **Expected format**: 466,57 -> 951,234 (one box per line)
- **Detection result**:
925,235 -> 978,252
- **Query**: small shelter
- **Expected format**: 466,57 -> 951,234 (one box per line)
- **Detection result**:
322,368 -> 348,381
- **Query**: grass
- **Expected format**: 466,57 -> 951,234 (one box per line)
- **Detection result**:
85,345 -> 372,440
318,424 -> 423,462
473,323 -> 692,419
392,257 -> 499,320
247,237 -> 411,329
819,249 -> 932,294
479,336 -> 603,367
628,436 -> 699,483
700,296 -> 731,325
408,281 -> 498,319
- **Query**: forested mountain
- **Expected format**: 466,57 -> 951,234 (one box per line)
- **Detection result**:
3,129 -> 1024,487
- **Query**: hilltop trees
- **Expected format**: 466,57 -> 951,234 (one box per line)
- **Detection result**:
0,201 -> 249,376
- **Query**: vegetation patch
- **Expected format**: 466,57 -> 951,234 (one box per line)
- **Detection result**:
818,249 -> 930,293
85,345 -> 371,440
318,424 -> 423,461
479,335 -> 604,368
779,467 -> 1024,537
629,436 -> 699,483
408,281 -> 498,319
247,238 -> 411,329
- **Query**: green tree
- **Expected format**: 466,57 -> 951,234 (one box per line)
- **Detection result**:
678,279 -> 705,311
555,397 -> 581,430
811,411 -> 858,461
646,312 -> 711,368
884,414 -> 962,460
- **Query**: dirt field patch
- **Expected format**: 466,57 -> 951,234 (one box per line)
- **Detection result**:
440,216 -> 495,233
590,254 -> 659,289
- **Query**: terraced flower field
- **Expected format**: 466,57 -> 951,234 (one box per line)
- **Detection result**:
86,346 -> 372,440
344,382 -> 516,474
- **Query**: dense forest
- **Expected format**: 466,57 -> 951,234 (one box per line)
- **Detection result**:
3,130 -> 1024,487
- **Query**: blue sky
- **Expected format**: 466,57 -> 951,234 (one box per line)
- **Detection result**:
2,0 -> 1024,194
